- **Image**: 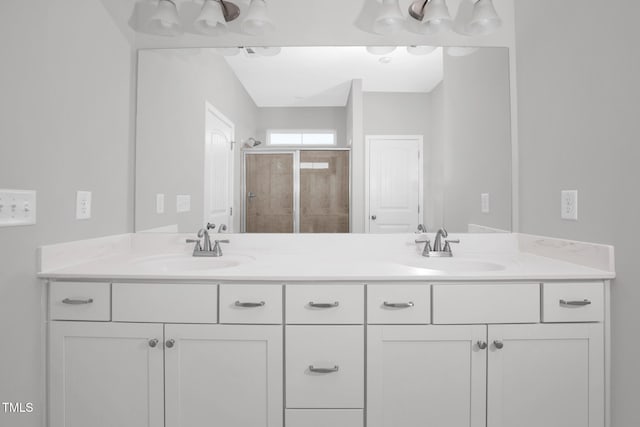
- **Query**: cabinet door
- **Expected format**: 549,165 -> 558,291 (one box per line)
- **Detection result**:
164,324 -> 283,427
367,325 -> 487,427
49,322 -> 164,427
487,323 -> 604,427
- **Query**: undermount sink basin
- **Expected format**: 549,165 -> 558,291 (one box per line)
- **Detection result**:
129,254 -> 254,272
400,258 -> 506,273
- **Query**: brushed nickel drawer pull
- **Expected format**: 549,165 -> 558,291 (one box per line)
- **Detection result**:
559,299 -> 592,307
493,340 -> 504,350
165,339 -> 175,349
308,301 -> 340,308
62,298 -> 94,305
235,301 -> 266,308
148,339 -> 159,348
308,365 -> 339,373
477,341 -> 488,350
383,301 -> 415,308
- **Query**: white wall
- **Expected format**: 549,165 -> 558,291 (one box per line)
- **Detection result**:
514,0 -> 640,425
0,1 -> 134,426
441,48 -> 512,232
255,107 -> 348,146
136,49 -> 258,233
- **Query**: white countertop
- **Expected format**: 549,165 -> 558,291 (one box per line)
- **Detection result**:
37,233 -> 615,282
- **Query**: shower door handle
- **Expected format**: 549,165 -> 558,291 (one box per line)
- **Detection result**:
247,192 -> 256,200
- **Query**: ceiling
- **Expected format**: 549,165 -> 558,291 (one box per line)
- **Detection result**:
220,46 -> 443,107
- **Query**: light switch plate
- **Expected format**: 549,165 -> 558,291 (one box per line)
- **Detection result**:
156,193 -> 165,214
76,191 -> 92,220
561,190 -> 578,220
176,195 -> 191,213
0,189 -> 36,227
481,193 -> 490,213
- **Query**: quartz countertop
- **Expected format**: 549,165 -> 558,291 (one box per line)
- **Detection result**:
37,233 -> 615,282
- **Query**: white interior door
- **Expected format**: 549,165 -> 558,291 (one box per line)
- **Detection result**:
204,103 -> 234,230
487,323 -> 604,427
164,324 -> 283,427
366,136 -> 423,233
367,325 -> 487,427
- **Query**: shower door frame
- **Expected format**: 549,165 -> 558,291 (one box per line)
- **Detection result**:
241,148 -> 351,233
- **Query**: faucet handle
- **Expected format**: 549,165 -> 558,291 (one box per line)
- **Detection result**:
415,224 -> 426,233
206,223 -> 216,230
218,224 -> 227,233
186,238 -> 202,251
443,239 -> 460,253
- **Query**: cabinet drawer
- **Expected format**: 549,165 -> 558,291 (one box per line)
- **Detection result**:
286,410 -> 363,427
542,282 -> 604,322
112,283 -> 217,323
432,283 -> 540,324
49,282 -> 111,321
367,284 -> 430,324
219,284 -> 282,324
286,284 -> 364,324
286,326 -> 364,408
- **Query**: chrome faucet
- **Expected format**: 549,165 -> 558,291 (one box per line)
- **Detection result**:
218,224 -> 227,233
415,227 -> 460,257
186,223 -> 229,257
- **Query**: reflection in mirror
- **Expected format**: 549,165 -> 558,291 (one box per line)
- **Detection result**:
135,46 -> 511,234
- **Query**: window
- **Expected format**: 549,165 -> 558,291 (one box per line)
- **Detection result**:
267,130 -> 336,146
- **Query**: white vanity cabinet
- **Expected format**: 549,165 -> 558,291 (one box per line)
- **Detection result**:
367,282 -> 606,427
48,282 -> 283,427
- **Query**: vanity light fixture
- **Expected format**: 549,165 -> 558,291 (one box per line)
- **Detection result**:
194,0 -> 241,36
241,0 -> 275,36
148,0 -> 182,36
467,0 -> 502,35
408,0 -> 453,35
373,0 -> 405,35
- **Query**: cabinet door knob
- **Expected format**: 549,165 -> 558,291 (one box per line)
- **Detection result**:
148,339 -> 159,348
308,365 -> 339,374
235,301 -> 266,308
308,301 -> 339,308
165,339 -> 175,349
477,341 -> 488,350
493,340 -> 504,350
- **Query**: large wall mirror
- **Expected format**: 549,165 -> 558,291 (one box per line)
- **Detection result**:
135,45 -> 512,234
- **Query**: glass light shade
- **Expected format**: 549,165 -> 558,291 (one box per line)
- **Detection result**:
195,0 -> 228,36
407,45 -> 437,55
241,0 -> 275,36
366,46 -> 397,55
373,0 -> 405,35
467,0 -> 502,35
420,0 -> 452,35
148,0 -> 182,36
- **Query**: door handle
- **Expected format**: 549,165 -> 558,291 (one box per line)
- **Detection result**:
371,215 -> 377,220
247,191 -> 256,199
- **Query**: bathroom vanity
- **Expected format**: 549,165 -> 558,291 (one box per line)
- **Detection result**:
39,233 -> 614,427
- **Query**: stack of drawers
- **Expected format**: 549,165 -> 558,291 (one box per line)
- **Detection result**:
285,284 -> 365,427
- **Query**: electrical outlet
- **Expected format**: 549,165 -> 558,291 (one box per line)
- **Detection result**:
561,190 -> 578,220
76,191 -> 92,220
481,193 -> 490,214
0,189 -> 36,227
156,193 -> 165,214
176,195 -> 191,213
